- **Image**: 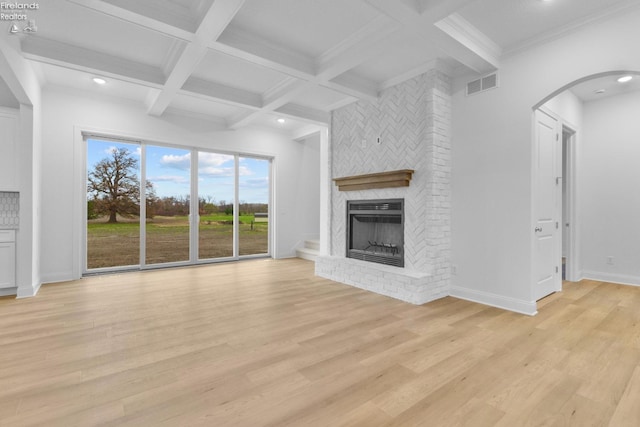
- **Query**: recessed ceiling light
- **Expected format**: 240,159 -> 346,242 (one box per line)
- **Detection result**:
617,75 -> 633,83
92,77 -> 107,85
594,89 -> 606,94
277,118 -> 285,124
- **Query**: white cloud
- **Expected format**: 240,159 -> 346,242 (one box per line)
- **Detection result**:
160,152 -> 235,172
103,146 -> 140,157
241,177 -> 269,189
160,153 -> 191,170
199,152 -> 234,167
238,166 -> 253,176
197,158 -> 253,178
149,175 -> 189,184
199,166 -> 234,177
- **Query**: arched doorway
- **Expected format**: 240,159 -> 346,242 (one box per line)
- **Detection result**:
532,70 -> 640,304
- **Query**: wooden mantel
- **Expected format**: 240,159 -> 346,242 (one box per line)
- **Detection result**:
333,169 -> 414,191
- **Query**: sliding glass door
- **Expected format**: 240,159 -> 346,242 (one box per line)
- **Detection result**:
86,138 -> 271,272
144,145 -> 191,265
198,152 -> 235,260
86,138 -> 141,270
238,156 -> 270,256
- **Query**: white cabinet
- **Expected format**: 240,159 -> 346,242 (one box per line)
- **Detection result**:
0,230 -> 16,288
0,111 -> 18,191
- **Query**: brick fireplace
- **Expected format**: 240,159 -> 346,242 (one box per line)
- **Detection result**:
315,66 -> 452,305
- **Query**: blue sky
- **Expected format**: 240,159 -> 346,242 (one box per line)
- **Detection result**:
87,139 -> 270,204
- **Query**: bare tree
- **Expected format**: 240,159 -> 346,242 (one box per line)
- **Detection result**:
87,147 -> 141,223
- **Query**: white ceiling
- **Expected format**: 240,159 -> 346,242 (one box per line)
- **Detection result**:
569,74 -> 640,103
6,0 -> 640,135
458,0 -> 640,54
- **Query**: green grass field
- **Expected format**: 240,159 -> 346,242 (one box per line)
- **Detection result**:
87,215 -> 268,269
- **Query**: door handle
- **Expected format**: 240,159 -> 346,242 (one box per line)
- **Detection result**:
534,227 -> 542,233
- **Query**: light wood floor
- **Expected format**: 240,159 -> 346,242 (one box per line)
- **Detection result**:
1,259 -> 639,426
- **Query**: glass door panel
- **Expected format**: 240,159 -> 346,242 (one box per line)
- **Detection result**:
197,152 -> 235,260
86,139 -> 140,270
238,157 -> 270,256
145,145 -> 191,265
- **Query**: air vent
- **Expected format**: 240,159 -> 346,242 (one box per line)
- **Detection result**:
482,73 -> 497,90
466,72 -> 498,96
467,78 -> 482,95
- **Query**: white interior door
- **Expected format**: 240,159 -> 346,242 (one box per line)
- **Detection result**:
533,109 -> 562,301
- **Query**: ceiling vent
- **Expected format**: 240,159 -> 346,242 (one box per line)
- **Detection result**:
466,73 -> 498,96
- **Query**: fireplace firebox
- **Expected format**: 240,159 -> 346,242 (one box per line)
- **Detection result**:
346,199 -> 404,267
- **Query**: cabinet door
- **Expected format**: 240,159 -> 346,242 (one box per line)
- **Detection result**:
0,242 -> 16,288
0,113 -> 18,191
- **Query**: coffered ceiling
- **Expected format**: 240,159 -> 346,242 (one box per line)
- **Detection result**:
8,0 -> 640,134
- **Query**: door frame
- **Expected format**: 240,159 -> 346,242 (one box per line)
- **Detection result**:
561,125 -> 579,282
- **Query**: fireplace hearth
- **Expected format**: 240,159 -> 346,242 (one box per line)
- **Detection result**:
347,199 -> 404,267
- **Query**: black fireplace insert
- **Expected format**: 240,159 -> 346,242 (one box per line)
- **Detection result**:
346,199 -> 404,267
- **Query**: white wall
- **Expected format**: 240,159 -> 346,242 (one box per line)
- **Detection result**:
293,132 -> 321,245
40,86 -> 319,283
451,8 -> 640,313
542,90 -> 583,129
0,34 -> 43,297
580,90 -> 640,285
18,102 -> 43,297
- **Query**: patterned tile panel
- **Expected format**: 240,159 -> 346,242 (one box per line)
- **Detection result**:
0,192 -> 19,228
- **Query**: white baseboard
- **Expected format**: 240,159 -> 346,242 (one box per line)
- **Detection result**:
274,253 -> 297,260
16,281 -> 41,298
41,272 -> 76,284
449,286 -> 537,316
581,271 -> 640,287
565,269 -> 583,283
0,287 -> 16,297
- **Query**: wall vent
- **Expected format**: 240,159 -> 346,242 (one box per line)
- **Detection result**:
466,72 -> 498,96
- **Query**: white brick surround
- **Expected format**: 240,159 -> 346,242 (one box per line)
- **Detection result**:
316,68 -> 451,305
